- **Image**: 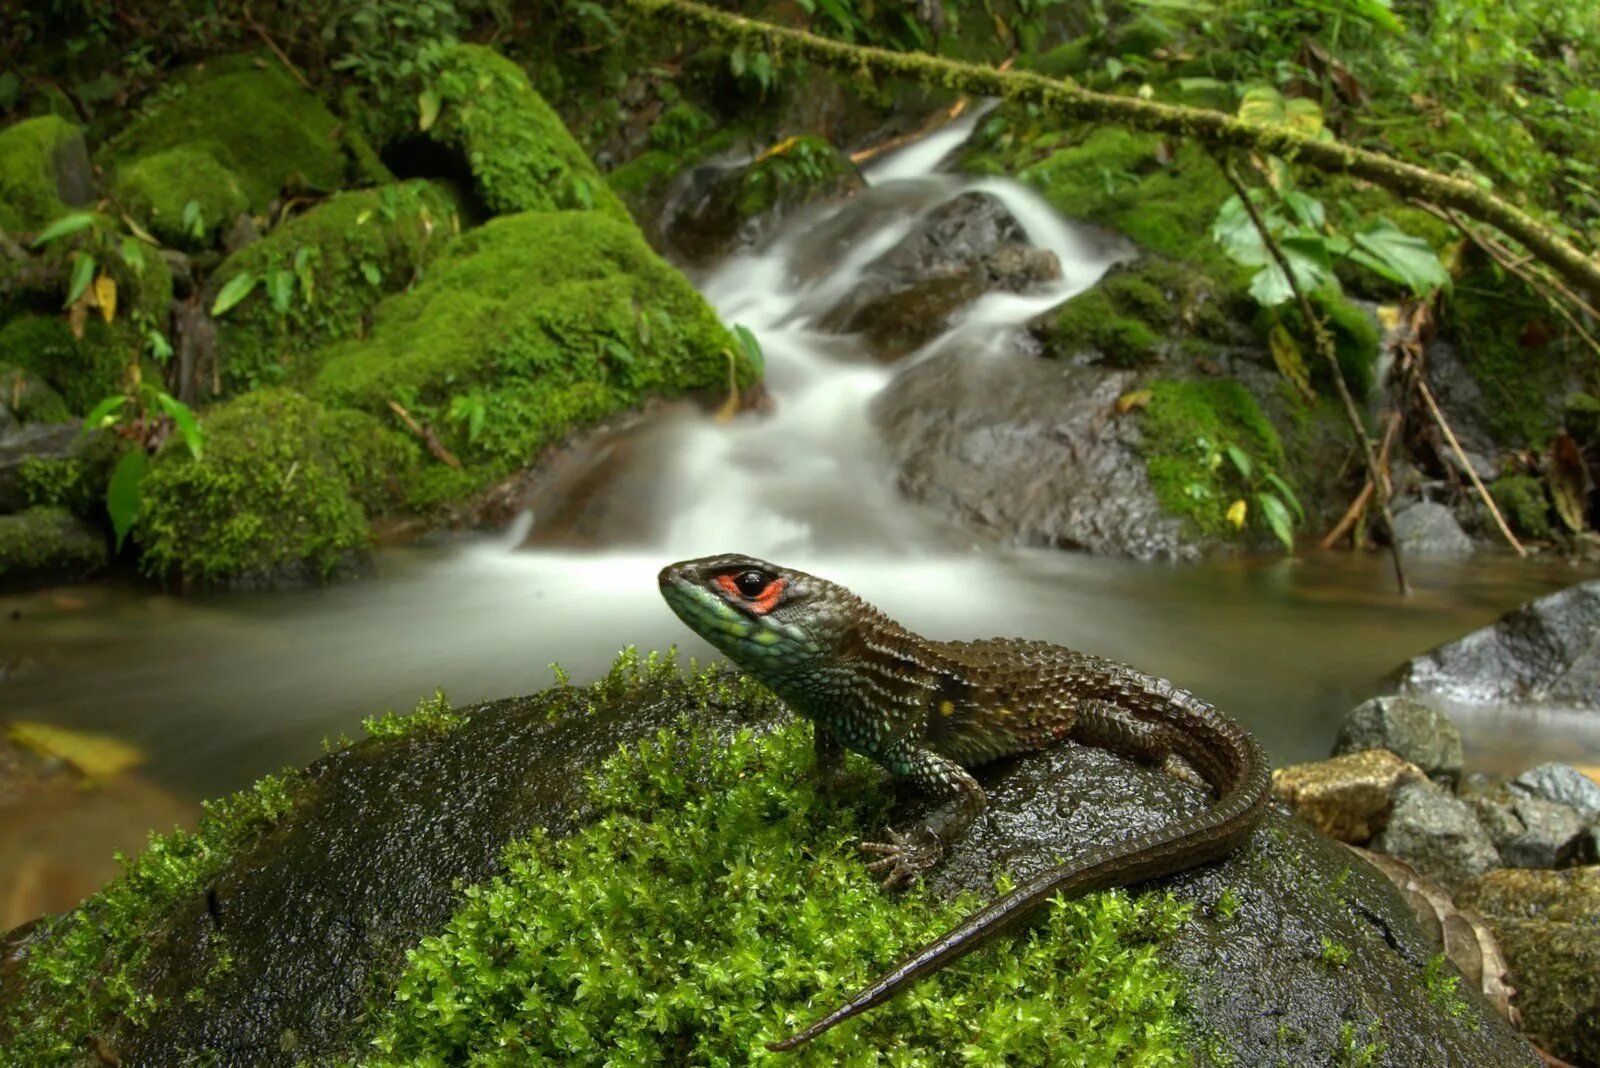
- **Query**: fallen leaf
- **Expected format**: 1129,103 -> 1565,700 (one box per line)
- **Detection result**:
1226,498 -> 1248,529
7,721 -> 146,780
1116,389 -> 1153,414
94,273 -> 117,324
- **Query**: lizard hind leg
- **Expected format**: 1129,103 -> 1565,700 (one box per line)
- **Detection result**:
858,746 -> 985,890
1074,699 -> 1215,796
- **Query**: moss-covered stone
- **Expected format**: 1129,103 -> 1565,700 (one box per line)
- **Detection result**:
1270,292 -> 1384,400
0,115 -> 89,233
1037,258 -> 1251,367
1488,474 -> 1555,542
312,210 -> 752,505
1139,377 -> 1288,538
0,363 -> 71,424
211,180 -> 459,394
0,505 -> 108,591
0,315 -> 132,415
1563,392 -> 1600,445
109,146 -> 250,250
426,45 -> 630,222
135,389 -> 377,588
17,454 -> 98,516
102,55 -> 346,215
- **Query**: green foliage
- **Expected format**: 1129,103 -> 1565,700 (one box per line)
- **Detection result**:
1334,1019 -> 1384,1067
1421,954 -> 1473,1023
0,115 -> 82,233
109,146 -> 249,250
17,456 -> 95,512
0,314 -> 132,415
1488,474 -> 1555,542
0,770 -> 301,1062
0,364 -> 72,424
364,717 -> 1194,1064
732,136 -> 855,222
312,211 -> 751,505
135,389 -> 373,586
1319,937 -> 1352,968
210,180 -> 458,394
326,0 -> 463,106
363,689 -> 467,740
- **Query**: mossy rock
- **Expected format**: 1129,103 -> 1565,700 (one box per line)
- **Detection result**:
0,505 -> 108,592
0,363 -> 71,424
102,55 -> 346,215
312,210 -> 753,506
0,315 -> 134,416
211,180 -> 461,394
1488,474 -> 1555,542
109,146 -> 250,250
1138,377 -> 1289,539
134,389 -> 410,589
1269,292 -> 1383,400
425,45 -> 630,223
0,115 -> 93,233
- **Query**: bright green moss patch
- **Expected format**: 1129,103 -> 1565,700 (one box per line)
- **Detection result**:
18,455 -> 98,514
427,45 -> 630,222
362,689 -> 467,740
0,115 -> 82,232
1269,294 -> 1383,400
212,180 -> 459,393
1139,378 -> 1287,537
1039,259 -> 1250,367
102,55 -> 346,213
363,719 -> 1193,1064
0,771 -> 301,1062
0,314 -> 133,415
1488,474 -> 1554,542
313,210 -> 751,504
110,146 -> 250,250
136,389 -> 387,587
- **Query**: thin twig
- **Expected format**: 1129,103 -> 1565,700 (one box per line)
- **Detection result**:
1320,411 -> 1401,549
1223,158 -> 1410,593
386,399 -> 463,470
1415,377 -> 1526,555
242,6 -> 314,91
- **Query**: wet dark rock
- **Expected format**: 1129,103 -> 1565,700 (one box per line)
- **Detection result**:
1398,581 -> 1600,709
821,191 -> 1062,359
1370,780 -> 1499,892
1332,696 -> 1464,784
1390,500 -> 1473,556
1511,762 -> 1600,821
0,506 -> 108,592
873,349 -> 1196,559
1501,797 -> 1588,869
1458,867 -> 1600,1066
0,422 -> 79,513
1273,748 -> 1425,844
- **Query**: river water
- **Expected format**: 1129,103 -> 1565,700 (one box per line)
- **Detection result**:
3,116 -> 1598,905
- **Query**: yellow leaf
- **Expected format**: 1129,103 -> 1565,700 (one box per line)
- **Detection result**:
1227,498 -> 1248,529
1115,389 -> 1154,414
7,720 -> 146,780
94,273 -> 117,324
1375,304 -> 1402,330
755,135 -> 801,163
1269,322 -> 1315,400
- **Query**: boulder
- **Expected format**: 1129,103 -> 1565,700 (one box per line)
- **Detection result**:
1511,762 -> 1600,820
1332,695 -> 1464,783
1273,748 -> 1426,843
1398,581 -> 1600,709
0,422 -> 79,513
1458,867 -> 1600,1066
1370,780 -> 1500,892
872,349 -> 1196,559
0,116 -> 95,233
1390,500 -> 1473,556
0,506 -> 107,592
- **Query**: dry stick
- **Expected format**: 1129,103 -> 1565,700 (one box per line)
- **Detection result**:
1319,410 -> 1401,549
619,0 -> 1600,300
1221,159 -> 1410,594
1415,376 -> 1526,556
242,6 -> 314,91
386,399 -> 463,470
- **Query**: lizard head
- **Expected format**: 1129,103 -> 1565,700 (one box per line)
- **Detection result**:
658,554 -> 846,674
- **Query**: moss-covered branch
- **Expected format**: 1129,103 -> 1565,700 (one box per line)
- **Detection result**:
620,0 -> 1600,300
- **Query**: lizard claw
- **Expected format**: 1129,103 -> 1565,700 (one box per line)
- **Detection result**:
857,827 -> 943,889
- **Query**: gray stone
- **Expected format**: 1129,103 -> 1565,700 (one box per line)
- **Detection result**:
1500,797 -> 1587,869
1399,581 -> 1600,709
1332,695 -> 1463,782
1390,500 -> 1473,556
0,422 -> 79,513
1511,762 -> 1600,820
1371,780 -> 1500,891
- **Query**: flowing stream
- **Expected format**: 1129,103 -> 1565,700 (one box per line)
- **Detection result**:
4,118 -> 1599,921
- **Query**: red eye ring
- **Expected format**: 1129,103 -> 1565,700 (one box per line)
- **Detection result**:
716,574 -> 787,615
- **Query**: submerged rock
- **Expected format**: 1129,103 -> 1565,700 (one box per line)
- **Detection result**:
1399,580 -> 1600,709
1333,695 -> 1464,784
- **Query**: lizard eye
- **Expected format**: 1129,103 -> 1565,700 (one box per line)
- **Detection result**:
734,570 -> 768,597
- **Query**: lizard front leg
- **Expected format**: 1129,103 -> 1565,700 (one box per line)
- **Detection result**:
812,723 -> 850,791
858,745 -> 984,889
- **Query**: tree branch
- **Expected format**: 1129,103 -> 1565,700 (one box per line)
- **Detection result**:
620,0 -> 1600,301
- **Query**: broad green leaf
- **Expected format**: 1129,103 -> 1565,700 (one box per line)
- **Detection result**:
1176,77 -> 1229,92
360,262 -> 382,286
1238,86 -> 1285,124
119,236 -> 147,276
267,269 -> 295,315
293,245 -> 319,305
1225,445 -> 1253,480
211,272 -> 258,316
66,253 -> 96,308
1282,191 -> 1326,231
146,328 -> 174,363
418,88 -> 442,131
155,392 -> 203,460
1268,321 -> 1314,399
181,199 -> 204,239
107,447 -> 148,551
603,340 -> 635,367
81,394 -> 127,433
1258,491 -> 1296,551
1284,97 -> 1324,137
1248,235 -> 1335,306
1264,471 -> 1306,521
733,324 -> 766,377
30,212 -> 94,248
1342,0 -> 1403,33
1348,218 -> 1450,296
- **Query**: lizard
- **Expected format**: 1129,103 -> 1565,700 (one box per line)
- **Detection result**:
658,552 -> 1272,1052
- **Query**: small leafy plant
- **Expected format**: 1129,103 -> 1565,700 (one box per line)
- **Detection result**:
1190,433 -> 1306,551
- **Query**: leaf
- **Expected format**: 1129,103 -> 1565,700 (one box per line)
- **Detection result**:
1268,322 -> 1315,399
733,324 -> 765,377
1348,218 -> 1451,296
211,272 -> 258,317
81,394 -> 128,433
1258,491 -> 1296,551
92,272 -> 117,324
1283,97 -> 1324,137
418,88 -> 442,131
146,328 -> 174,364
1116,389 -> 1154,413
267,269 -> 295,315
1264,471 -> 1306,521
1249,235 -> 1335,306
30,212 -> 95,248
7,720 -> 144,779
66,253 -> 96,308
293,245 -> 319,305
119,236 -> 147,276
603,340 -> 635,367
182,199 -> 204,239
1225,444 -> 1253,480
106,447 -> 148,552
1546,434 -> 1589,533
1238,85 -> 1286,124
1176,76 -> 1229,92
1226,498 -> 1248,529
360,262 -> 382,286
155,392 -> 204,460
1282,190 -> 1326,231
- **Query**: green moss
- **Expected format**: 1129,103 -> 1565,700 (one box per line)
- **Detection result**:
0,314 -> 132,415
136,389 -> 373,587
0,505 -> 107,589
362,710 -> 1193,1063
607,129 -> 742,214
1420,954 -> 1473,1024
427,45 -> 630,222
0,770 -> 301,1062
362,689 -> 468,741
102,55 -> 346,213
110,146 -> 250,250
314,405 -> 422,517
649,101 -> 716,152
212,180 -> 459,393
1270,293 -> 1382,399
1043,286 -> 1163,366
18,456 -> 95,514
0,362 -> 71,423
730,135 -> 855,222
1488,474 -> 1554,541
312,210 -> 752,505
1019,37 -> 1095,78
1139,378 -> 1287,537
1039,258 -> 1250,367
0,115 -> 82,232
